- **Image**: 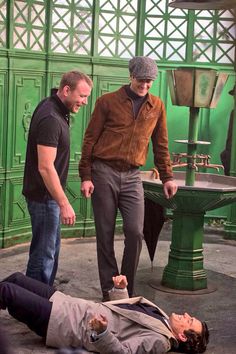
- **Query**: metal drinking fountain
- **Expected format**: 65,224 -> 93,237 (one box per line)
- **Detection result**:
141,68 -> 236,292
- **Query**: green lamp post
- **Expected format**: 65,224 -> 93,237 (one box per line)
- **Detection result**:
167,68 -> 228,187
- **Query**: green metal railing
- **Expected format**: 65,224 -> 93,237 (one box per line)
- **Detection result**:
0,0 -> 235,65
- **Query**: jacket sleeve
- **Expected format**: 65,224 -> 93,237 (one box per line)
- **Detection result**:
151,101 -> 173,184
91,330 -> 169,354
108,287 -> 129,301
78,97 -> 108,181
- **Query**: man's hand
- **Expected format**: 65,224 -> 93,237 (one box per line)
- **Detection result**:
89,314 -> 108,334
81,181 -> 94,198
163,180 -> 178,199
60,202 -> 76,226
112,275 -> 128,289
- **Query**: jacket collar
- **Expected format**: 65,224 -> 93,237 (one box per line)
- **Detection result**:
103,295 -> 178,345
51,94 -> 70,124
118,85 -> 155,108
105,295 -> 169,318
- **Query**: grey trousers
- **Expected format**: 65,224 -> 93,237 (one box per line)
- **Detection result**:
91,160 -> 144,297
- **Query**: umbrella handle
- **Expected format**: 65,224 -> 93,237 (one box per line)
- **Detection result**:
151,168 -> 159,179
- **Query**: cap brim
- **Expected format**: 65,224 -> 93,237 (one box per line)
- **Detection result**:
135,76 -> 156,80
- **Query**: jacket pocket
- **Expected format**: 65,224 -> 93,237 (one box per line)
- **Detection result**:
144,112 -> 157,120
130,137 -> 149,165
94,129 -> 123,158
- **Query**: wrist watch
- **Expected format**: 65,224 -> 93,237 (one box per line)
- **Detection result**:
90,329 -> 106,342
91,331 -> 99,342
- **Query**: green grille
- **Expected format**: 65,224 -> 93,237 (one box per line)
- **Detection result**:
13,0 -> 46,51
193,9 -> 235,64
1,1 -> 235,65
144,1 -> 188,61
0,0 -> 6,47
97,0 -> 137,57
51,0 -> 93,54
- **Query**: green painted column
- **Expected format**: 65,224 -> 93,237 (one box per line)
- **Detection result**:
185,107 -> 199,186
224,95 -> 236,239
162,210 -> 207,290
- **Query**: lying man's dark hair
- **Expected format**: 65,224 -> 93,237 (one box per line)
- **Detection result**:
177,321 -> 209,353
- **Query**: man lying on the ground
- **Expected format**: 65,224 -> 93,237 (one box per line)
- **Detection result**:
0,272 -> 209,354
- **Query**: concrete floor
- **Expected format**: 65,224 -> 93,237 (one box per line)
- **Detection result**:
0,222 -> 236,354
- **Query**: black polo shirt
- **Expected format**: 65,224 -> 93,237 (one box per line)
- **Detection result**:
22,95 -> 70,202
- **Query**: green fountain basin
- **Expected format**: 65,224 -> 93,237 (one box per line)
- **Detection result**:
141,171 -> 236,212
141,171 -> 236,291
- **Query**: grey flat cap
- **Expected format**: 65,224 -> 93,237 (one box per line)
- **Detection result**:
129,56 -> 158,80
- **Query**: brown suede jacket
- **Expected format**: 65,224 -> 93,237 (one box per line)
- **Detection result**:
79,86 -> 173,183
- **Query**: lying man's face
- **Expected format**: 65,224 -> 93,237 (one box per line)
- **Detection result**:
169,312 -> 202,341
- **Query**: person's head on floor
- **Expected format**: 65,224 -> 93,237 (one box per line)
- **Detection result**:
57,70 -> 93,114
128,56 -> 157,96
169,312 -> 209,353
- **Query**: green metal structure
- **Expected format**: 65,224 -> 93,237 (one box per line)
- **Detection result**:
141,66 -> 236,291
224,101 -> 236,239
142,171 -> 236,290
0,0 -> 235,248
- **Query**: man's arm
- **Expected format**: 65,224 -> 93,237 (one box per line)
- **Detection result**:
79,97 -> 107,198
108,275 -> 129,300
90,330 -> 169,354
37,145 -> 75,225
151,101 -> 177,199
89,276 -> 128,336
89,312 -> 169,354
88,275 -> 169,353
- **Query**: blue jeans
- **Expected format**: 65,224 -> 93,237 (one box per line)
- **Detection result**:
26,199 -> 61,285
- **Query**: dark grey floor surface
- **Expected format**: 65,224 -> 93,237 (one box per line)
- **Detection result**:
0,222 -> 235,354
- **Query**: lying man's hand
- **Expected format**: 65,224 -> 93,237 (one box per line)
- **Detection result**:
112,275 -> 128,289
89,314 -> 108,334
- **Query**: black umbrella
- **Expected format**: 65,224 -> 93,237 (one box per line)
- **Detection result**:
143,197 -> 165,268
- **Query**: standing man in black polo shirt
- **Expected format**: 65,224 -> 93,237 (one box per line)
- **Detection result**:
23,71 -> 93,285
